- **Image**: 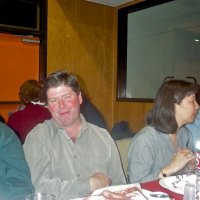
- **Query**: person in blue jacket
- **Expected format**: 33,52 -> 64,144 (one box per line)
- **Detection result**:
0,122 -> 34,200
186,84 -> 200,148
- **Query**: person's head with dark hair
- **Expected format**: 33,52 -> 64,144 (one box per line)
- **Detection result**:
146,79 -> 199,134
80,89 -> 108,130
7,79 -> 51,143
19,80 -> 42,105
0,114 -> 5,123
196,84 -> 200,106
44,70 -> 82,128
43,70 -> 80,104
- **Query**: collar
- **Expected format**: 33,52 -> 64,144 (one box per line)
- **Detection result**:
31,101 -> 45,106
50,114 -> 88,137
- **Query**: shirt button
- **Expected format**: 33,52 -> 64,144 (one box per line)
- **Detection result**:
74,155 -> 77,159
77,173 -> 80,177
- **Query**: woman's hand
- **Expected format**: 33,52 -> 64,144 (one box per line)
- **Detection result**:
171,148 -> 195,172
184,155 -> 196,172
159,148 -> 196,178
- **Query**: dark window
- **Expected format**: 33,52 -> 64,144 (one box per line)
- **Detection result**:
0,0 -> 40,30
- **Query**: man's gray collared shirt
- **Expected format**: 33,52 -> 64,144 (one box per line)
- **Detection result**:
23,115 -> 126,200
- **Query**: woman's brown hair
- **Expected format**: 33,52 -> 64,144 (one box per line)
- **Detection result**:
19,80 -> 42,104
146,80 -> 198,134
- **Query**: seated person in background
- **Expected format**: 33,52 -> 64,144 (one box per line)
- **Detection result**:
0,114 -> 5,123
23,70 -> 126,200
0,122 -> 34,200
186,84 -> 200,147
128,80 -> 199,183
80,91 -> 108,130
7,79 -> 52,143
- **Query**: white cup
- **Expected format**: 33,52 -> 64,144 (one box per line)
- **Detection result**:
183,182 -> 195,200
25,193 -> 56,200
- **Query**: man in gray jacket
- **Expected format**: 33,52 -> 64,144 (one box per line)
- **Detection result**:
24,70 -> 126,200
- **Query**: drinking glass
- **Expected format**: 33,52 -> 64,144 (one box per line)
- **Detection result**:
183,183 -> 195,200
25,193 -> 56,200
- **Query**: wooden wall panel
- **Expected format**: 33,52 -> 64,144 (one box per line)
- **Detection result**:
47,0 -> 153,132
114,102 -> 152,132
47,0 -> 115,129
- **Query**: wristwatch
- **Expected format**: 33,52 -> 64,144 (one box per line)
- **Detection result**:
161,169 -> 167,177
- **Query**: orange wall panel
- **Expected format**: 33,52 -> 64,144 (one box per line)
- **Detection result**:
0,33 -> 39,122
0,104 -> 19,123
0,33 -> 39,102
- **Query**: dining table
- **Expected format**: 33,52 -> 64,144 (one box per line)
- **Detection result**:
74,176 -> 188,200
141,180 -> 183,200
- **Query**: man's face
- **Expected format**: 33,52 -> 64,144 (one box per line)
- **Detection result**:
47,85 -> 82,128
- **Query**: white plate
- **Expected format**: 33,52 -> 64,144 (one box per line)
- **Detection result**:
159,173 -> 196,195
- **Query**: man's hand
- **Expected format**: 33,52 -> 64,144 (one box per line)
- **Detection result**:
90,172 -> 112,192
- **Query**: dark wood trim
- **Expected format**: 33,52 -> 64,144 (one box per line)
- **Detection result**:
117,8 -> 128,99
0,27 -> 44,36
0,101 -> 20,105
0,0 -> 47,88
39,0 -> 47,83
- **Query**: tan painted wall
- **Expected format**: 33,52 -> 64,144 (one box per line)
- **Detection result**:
47,0 -> 153,132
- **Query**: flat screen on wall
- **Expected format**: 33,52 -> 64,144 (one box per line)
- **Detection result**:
117,0 -> 200,102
